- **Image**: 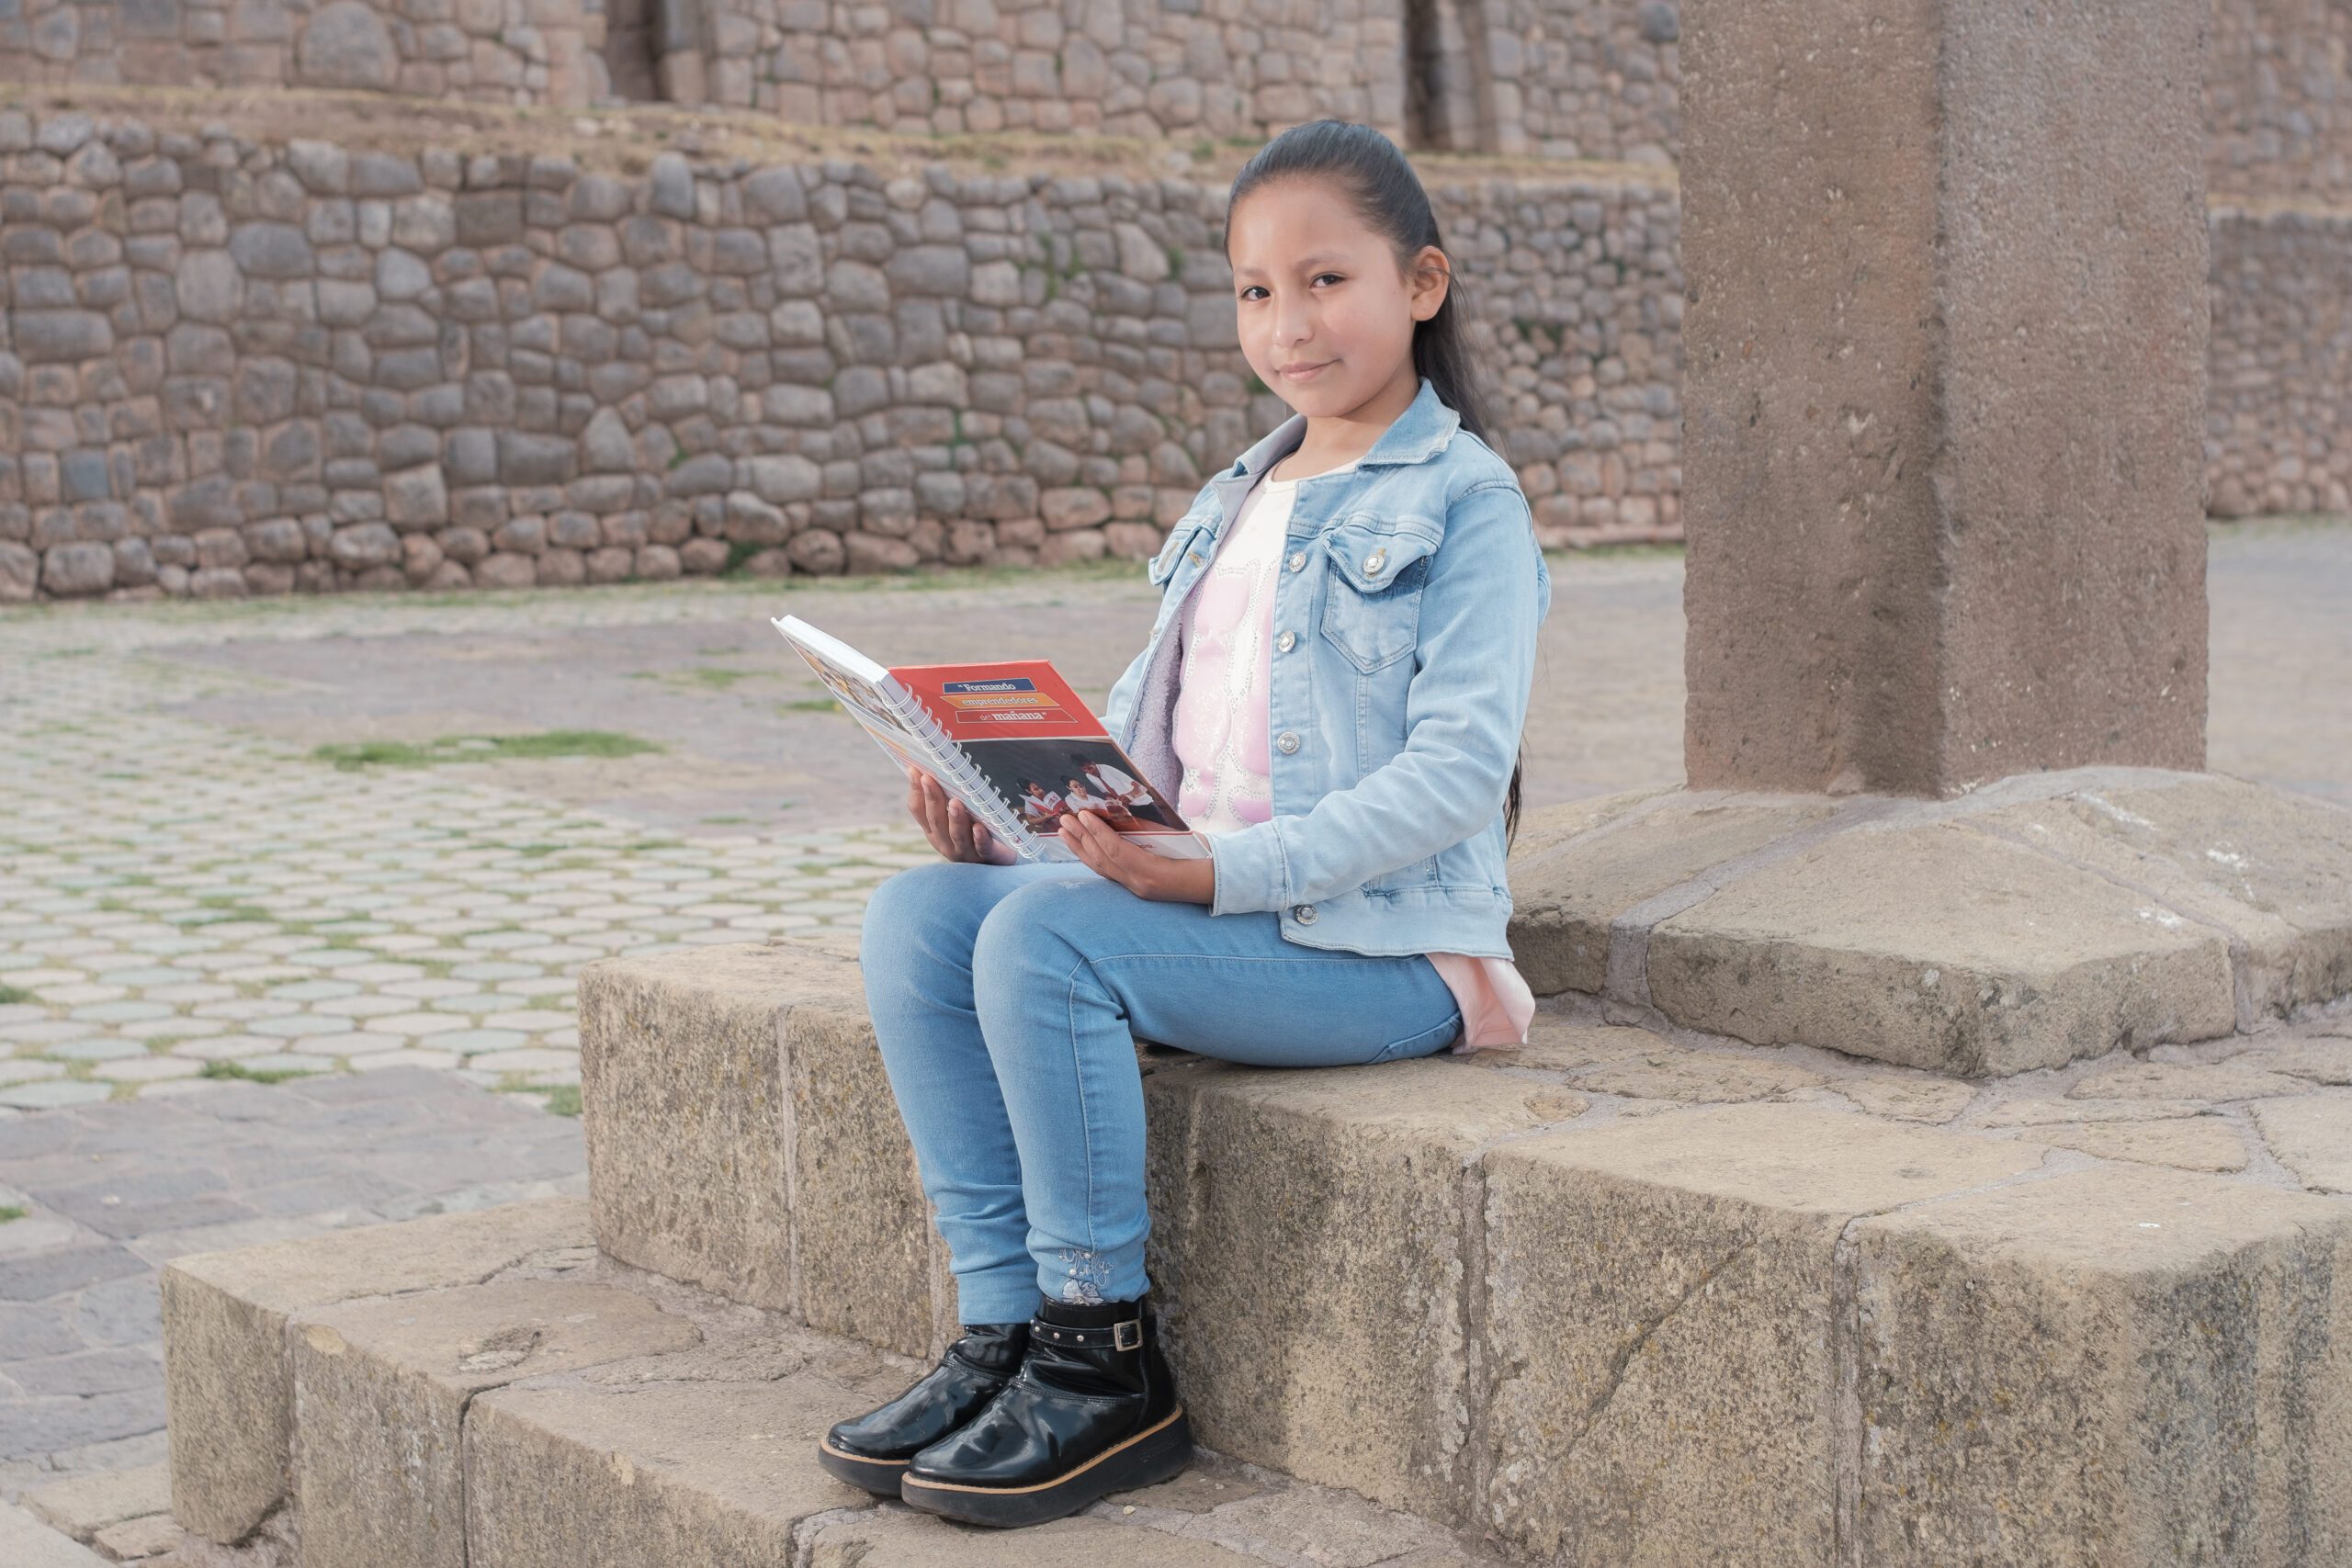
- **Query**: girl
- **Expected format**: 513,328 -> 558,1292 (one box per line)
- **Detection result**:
819,119 -> 1551,1529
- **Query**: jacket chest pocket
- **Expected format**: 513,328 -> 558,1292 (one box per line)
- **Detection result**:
1148,515 -> 1214,598
1317,516 -> 1442,673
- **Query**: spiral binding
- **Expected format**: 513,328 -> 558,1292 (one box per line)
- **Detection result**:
881,680 -> 1065,863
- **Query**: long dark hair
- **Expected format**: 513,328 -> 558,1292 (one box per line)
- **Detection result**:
1224,118 -> 1525,850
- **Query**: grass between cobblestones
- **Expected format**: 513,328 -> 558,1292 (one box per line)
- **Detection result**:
311,730 -> 665,771
0,590 -> 939,1113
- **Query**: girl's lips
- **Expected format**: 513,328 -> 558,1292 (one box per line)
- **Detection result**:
1279,361 -> 1333,380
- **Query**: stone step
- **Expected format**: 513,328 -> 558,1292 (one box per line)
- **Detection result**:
1505,769 -> 2352,1074
569,941 -> 2352,1565
157,1195 -> 1510,1566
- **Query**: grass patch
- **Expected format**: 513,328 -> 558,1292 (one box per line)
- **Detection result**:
701,815 -> 749,825
177,902 -> 275,928
635,666 -> 764,693
778,697 -> 845,715
0,985 -> 33,1006
200,1060 -> 321,1085
0,1204 -> 26,1224
544,1084 -> 582,1117
312,732 -> 663,771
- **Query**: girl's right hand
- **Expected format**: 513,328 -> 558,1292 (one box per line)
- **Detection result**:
905,765 -> 1016,864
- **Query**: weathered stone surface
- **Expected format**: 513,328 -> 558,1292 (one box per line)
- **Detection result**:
1852,1166 -> 2352,1565
0,1502 -> 106,1567
2250,1090 -> 2352,1191
808,1510 -> 1263,1564
578,944 -> 850,1314
1569,1047 -> 1826,1103
20,1463 -> 168,1541
160,1196 -> 587,1543
785,988 -> 942,1359
1828,1074 -> 1978,1122
2228,1033 -> 2352,1084
1507,797 -> 1838,995
1680,0 -> 2210,794
1979,776 -> 2352,1015
1647,823 -> 2237,1074
291,1278 -> 700,1568
1144,1058 -> 1569,1524
2069,1058 -> 2310,1101
1479,1104 -> 2046,1564
2028,1115 -> 2250,1171
465,1374 -> 874,1567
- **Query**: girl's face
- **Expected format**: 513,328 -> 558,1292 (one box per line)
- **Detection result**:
1227,176 -> 1450,423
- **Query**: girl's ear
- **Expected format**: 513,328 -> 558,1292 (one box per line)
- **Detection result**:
1408,245 -> 1451,323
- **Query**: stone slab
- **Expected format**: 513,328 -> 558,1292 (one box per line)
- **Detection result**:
159,1194 -> 589,1543
0,1501 -> 107,1567
1477,1103 -> 2046,1564
1852,1165 -> 2352,1565
785,988 -> 944,1359
1978,775 -> 2352,1016
464,1374 -> 874,1567
2251,1090 -> 2352,1191
1142,1059 -> 1578,1525
289,1277 -> 702,1568
1647,821 -> 2236,1074
1505,796 -> 1838,995
2028,1116 -> 2251,1172
806,1510 -> 1264,1564
578,946 -> 831,1315
20,1460 -> 170,1540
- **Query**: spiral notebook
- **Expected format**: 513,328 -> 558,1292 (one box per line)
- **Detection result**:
772,615 -> 1210,863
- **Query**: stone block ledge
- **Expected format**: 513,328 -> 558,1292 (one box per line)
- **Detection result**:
1506,766 -> 2352,1074
557,940 -> 2352,1563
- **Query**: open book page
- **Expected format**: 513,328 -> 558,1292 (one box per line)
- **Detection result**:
771,617 -> 1210,863
888,661 -> 1205,857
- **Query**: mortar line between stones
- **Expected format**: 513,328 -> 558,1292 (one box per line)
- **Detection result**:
788,1502 -> 882,1568
1962,817 -> 2262,1033
1600,795 -> 1907,1011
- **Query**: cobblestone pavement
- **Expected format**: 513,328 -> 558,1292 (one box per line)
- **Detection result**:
0,1067 -> 584,1502
2,522 -> 2347,1111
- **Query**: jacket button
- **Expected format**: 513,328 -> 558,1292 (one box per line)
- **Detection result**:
1276,730 -> 1300,754
1363,547 -> 1386,575
1275,629 -> 1295,653
1293,904 -> 1317,925
1286,550 -> 1306,572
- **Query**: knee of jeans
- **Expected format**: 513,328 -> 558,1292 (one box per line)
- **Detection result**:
857,862 -> 978,976
967,878 -> 1093,1004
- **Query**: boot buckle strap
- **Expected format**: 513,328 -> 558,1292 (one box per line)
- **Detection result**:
1034,1316 -> 1145,1350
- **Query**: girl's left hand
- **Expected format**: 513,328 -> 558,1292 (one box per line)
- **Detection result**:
1061,810 -> 1216,905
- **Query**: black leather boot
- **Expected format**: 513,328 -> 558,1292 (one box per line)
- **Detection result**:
899,1295 -> 1193,1528
816,1321 -> 1029,1494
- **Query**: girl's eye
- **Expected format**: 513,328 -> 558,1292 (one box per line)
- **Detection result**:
1237,275 -> 1345,301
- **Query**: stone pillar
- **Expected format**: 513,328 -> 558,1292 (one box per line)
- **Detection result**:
1679,0 -> 2211,796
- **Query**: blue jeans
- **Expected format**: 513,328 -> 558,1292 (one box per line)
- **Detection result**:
857,860 -> 1464,1323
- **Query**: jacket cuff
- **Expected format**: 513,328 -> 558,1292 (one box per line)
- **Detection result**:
1207,821 -> 1290,916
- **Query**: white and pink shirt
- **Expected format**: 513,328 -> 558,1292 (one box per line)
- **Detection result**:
1170,460 -> 1535,1052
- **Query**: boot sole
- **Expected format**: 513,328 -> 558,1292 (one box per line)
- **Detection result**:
899,1408 -> 1193,1529
814,1438 -> 911,1496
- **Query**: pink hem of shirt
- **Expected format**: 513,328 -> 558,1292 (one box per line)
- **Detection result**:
1430,952 -> 1535,1052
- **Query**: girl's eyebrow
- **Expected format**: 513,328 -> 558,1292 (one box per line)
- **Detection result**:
1231,252 -> 1353,279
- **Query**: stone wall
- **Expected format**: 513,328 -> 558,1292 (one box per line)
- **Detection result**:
2207,205 -> 2352,519
0,108 -> 1683,602
1467,0 -> 1680,162
2207,0 -> 2352,202
0,0 -> 601,106
665,0 -> 1408,140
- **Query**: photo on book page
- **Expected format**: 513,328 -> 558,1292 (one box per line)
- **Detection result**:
958,737 -> 1185,840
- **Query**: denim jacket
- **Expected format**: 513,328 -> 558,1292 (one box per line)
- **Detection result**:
1101,377 -> 1553,960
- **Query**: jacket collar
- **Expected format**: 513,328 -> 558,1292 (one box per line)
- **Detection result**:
1227,375 -> 1463,482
